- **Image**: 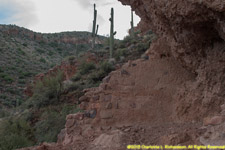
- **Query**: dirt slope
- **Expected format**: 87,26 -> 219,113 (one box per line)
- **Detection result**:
20,42 -> 203,150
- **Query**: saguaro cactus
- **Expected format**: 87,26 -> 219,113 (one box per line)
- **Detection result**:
109,8 -> 116,59
96,24 -> 99,36
92,4 -> 99,50
130,10 -> 134,37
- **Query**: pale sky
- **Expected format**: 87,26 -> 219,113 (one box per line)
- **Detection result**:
0,0 -> 140,39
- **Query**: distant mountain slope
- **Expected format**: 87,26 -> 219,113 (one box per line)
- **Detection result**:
0,24 -> 106,108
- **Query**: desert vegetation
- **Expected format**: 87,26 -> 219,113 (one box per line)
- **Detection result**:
0,24 -> 155,149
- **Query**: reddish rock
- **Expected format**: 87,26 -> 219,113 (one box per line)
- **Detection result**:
119,0 -> 225,71
65,119 -> 75,128
100,110 -> 113,119
221,104 -> 225,111
105,102 -> 112,109
79,102 -> 88,110
66,113 -> 84,120
79,95 -> 88,102
24,85 -> 33,97
90,103 -> 100,110
103,76 -> 111,83
92,95 -> 99,101
203,116 -> 225,126
57,129 -> 66,143
104,95 -> 112,101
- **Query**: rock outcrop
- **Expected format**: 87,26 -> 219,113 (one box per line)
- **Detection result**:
24,60 -> 78,97
20,1 -> 225,149
120,0 -> 225,70
118,0 -> 225,145
24,52 -> 98,97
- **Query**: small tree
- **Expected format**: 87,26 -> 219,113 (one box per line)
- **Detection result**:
29,71 -> 63,108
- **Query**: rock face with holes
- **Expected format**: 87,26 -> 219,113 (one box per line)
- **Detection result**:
118,0 -> 225,120
118,0 -> 225,146
120,0 -> 225,69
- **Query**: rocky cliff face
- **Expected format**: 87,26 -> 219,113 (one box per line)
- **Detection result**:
125,0 -> 225,111
19,1 -> 225,149
120,0 -> 225,69
118,0 -> 225,146
119,0 -> 225,145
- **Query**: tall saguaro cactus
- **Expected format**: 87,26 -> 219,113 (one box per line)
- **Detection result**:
109,8 -> 116,59
130,9 -> 134,37
96,24 -> 99,36
92,4 -> 99,50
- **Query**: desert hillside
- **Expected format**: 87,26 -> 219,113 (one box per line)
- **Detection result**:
0,21 -> 153,149
0,24 -> 105,111
1,0 -> 225,149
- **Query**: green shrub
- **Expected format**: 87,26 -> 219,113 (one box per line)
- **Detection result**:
100,61 -> 115,73
88,61 -> 114,84
0,94 -> 7,99
71,72 -> 82,82
9,66 -> 16,70
0,118 -> 34,150
66,56 -> 76,65
16,58 -> 23,63
0,67 -> 3,72
6,88 -> 18,94
0,98 -> 13,107
0,109 -> 9,118
61,104 -> 80,115
3,75 -> 14,83
119,35 -> 132,48
19,75 -> 25,79
22,72 -> 33,77
87,72 -> 103,85
49,42 -> 58,48
29,71 -> 63,108
115,48 -> 127,61
23,43 -> 28,47
65,82 -> 80,92
36,49 -> 45,54
34,105 -> 79,143
48,51 -> 54,56
34,111 -> 64,143
39,57 -> 46,63
56,48 -> 62,52
18,79 -> 26,84
79,62 -> 96,75
17,48 -> 26,55
39,41 -> 46,46
0,73 -> 7,78
136,43 -> 149,53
